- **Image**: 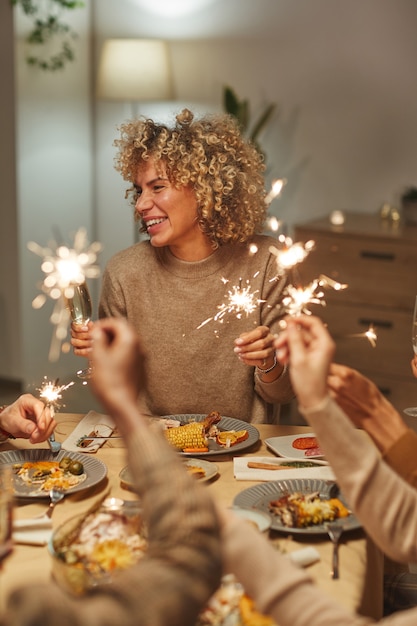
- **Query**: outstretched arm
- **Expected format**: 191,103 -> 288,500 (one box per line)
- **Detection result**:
275,315 -> 417,564
327,363 -> 409,453
6,318 -> 222,626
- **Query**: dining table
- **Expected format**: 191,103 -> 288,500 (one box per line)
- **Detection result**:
0,412 -> 384,621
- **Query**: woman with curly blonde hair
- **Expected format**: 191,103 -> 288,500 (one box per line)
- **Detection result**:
72,109 -> 293,423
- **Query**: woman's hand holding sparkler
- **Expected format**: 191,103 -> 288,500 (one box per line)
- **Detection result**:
234,325 -> 284,380
274,315 -> 334,409
0,395 -> 56,444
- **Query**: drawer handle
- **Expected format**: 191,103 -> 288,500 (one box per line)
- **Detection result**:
358,318 -> 393,329
360,250 -> 395,261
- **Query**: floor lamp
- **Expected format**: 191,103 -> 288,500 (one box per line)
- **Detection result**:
96,39 -> 174,116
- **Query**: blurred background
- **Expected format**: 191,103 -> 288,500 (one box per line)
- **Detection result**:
1,0 -> 417,412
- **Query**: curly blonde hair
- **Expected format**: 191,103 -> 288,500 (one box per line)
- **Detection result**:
114,108 -> 267,247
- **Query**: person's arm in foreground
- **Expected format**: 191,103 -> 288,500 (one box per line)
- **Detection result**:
3,318 -> 221,626
0,394 -> 55,444
274,316 -> 417,564
218,317 -> 417,626
328,363 -> 417,487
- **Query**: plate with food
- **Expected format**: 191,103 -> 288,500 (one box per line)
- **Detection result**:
119,457 -> 219,489
197,574 -> 276,626
158,411 -> 259,456
233,478 -> 361,535
265,433 -> 324,459
0,449 -> 107,498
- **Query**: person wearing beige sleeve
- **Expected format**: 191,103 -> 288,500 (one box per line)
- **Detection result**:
216,315 -> 417,626
0,395 -> 55,444
327,363 -> 417,488
0,318 -> 222,626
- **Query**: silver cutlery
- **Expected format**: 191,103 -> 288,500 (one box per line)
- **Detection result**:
326,523 -> 344,579
45,488 -> 65,518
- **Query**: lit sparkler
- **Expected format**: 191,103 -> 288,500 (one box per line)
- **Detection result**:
197,276 -> 264,329
347,324 -> 378,348
265,178 -> 286,205
28,228 -> 102,361
269,237 -> 316,274
279,280 -> 326,317
37,377 -> 74,417
317,274 -> 348,291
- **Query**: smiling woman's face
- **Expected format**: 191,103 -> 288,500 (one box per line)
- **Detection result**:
133,160 -> 213,261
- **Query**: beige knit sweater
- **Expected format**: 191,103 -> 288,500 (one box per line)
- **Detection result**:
221,396 -> 417,626
2,423 -> 222,626
99,235 -> 294,423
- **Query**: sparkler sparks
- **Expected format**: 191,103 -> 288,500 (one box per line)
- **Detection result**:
197,276 -> 263,329
28,228 -> 102,361
269,237 -> 316,274
265,178 -> 286,205
317,274 -> 348,291
37,377 -> 74,417
279,280 -> 326,317
347,324 -> 378,348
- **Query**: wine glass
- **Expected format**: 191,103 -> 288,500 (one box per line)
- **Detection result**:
404,295 -> 417,417
65,281 -> 93,380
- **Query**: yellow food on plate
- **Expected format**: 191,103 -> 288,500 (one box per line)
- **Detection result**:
186,465 -> 206,478
216,430 -> 248,447
165,422 -> 208,451
240,594 -> 276,626
269,491 -> 350,528
164,411 -> 221,452
13,459 -> 86,493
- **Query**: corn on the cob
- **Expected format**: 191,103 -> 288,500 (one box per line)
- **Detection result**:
164,422 -> 208,451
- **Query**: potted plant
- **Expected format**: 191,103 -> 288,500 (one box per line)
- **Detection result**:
11,0 -> 85,71
223,85 -> 276,158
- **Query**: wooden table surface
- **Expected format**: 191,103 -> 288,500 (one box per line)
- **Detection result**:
0,413 -> 383,619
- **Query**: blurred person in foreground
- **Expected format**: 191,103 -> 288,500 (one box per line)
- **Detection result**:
327,358 -> 417,613
216,315 -> 417,626
0,317 -> 221,626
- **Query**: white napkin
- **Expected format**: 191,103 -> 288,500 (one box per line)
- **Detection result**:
13,516 -> 53,545
233,456 -> 335,481
288,546 -> 320,568
62,410 -> 116,453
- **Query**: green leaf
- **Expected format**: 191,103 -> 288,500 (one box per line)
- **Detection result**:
223,86 -> 240,117
250,103 -> 277,143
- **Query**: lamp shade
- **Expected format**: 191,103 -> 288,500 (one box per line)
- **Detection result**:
96,39 -> 173,101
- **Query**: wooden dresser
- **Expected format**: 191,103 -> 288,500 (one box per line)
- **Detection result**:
293,212 -> 417,414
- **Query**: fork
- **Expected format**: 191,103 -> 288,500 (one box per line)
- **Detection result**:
326,523 -> 344,579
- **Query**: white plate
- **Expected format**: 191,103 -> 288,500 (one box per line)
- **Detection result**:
119,457 -> 219,489
265,433 -> 324,460
0,449 -> 107,498
161,414 -> 259,456
233,478 -> 361,535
